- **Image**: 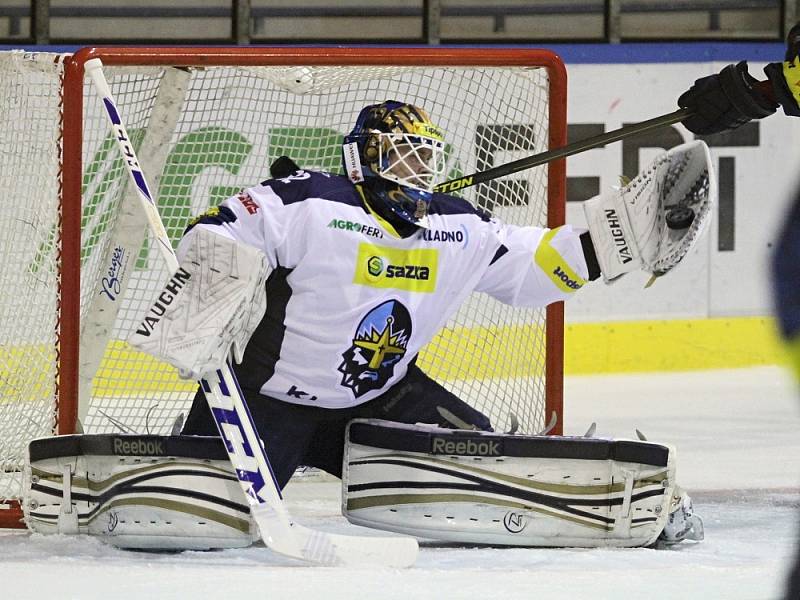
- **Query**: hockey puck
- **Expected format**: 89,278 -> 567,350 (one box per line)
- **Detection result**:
665,206 -> 695,230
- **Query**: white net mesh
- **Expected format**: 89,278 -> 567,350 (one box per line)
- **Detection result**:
0,51 -> 563,514
0,51 -> 65,506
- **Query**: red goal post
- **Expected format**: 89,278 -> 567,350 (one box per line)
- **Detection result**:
0,46 -> 566,529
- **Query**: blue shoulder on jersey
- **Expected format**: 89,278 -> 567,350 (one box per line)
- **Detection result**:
259,171 -> 364,209
428,192 -> 491,222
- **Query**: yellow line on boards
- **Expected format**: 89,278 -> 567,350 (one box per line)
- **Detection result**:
565,316 -> 785,374
1,317 -> 787,399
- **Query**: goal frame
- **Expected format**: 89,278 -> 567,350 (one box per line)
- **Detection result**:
0,46 -> 566,529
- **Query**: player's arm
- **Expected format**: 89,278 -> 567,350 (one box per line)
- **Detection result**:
678,24 -> 800,135
474,222 -> 598,307
480,138 -> 713,302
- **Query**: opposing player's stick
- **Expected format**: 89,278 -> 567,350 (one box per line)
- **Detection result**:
434,79 -> 774,194
84,58 -> 418,568
434,108 -> 691,194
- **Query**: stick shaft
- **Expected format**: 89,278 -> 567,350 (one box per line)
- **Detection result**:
84,58 -> 418,566
436,78 -> 773,194
434,108 -> 691,194
84,57 -> 302,557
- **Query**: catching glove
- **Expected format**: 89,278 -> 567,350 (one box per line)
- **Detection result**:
584,141 -> 715,283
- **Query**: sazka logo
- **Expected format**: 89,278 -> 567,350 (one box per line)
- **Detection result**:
338,299 -> 412,398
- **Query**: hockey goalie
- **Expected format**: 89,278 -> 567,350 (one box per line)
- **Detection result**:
25,17 -> 800,554
22,95 -> 718,552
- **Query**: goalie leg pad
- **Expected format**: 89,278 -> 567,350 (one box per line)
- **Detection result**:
23,434 -> 255,551
342,419 -> 680,548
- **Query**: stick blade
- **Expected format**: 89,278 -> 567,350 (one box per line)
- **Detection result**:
294,523 -> 419,568
252,504 -> 418,567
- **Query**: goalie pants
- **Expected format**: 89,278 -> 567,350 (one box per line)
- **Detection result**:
181,363 -> 492,489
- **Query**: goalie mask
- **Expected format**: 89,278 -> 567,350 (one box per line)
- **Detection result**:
343,101 -> 446,225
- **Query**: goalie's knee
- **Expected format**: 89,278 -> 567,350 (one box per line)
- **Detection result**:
24,434 -> 256,551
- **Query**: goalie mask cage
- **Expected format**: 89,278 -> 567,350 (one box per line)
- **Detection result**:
0,47 -> 566,528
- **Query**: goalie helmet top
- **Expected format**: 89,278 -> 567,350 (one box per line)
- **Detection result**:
343,101 -> 446,226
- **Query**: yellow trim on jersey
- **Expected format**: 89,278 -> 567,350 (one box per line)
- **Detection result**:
353,242 -> 438,293
534,228 -> 587,293
356,184 -> 402,239
783,56 -> 800,108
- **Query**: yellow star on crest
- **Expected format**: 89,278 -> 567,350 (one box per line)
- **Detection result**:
354,316 -> 406,369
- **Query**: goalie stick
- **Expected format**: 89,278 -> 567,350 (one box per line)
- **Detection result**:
84,58 -> 418,568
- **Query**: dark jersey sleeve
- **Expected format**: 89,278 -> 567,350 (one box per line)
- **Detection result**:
772,186 -> 800,341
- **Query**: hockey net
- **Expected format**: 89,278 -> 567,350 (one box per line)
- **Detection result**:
0,47 -> 566,527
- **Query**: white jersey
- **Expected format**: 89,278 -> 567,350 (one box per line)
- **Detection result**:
179,170 -> 589,409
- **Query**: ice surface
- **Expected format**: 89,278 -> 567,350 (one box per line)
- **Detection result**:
2,366 -> 798,600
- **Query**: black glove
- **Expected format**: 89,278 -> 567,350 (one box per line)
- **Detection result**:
269,155 -> 301,178
678,61 -> 777,135
764,23 -> 800,117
